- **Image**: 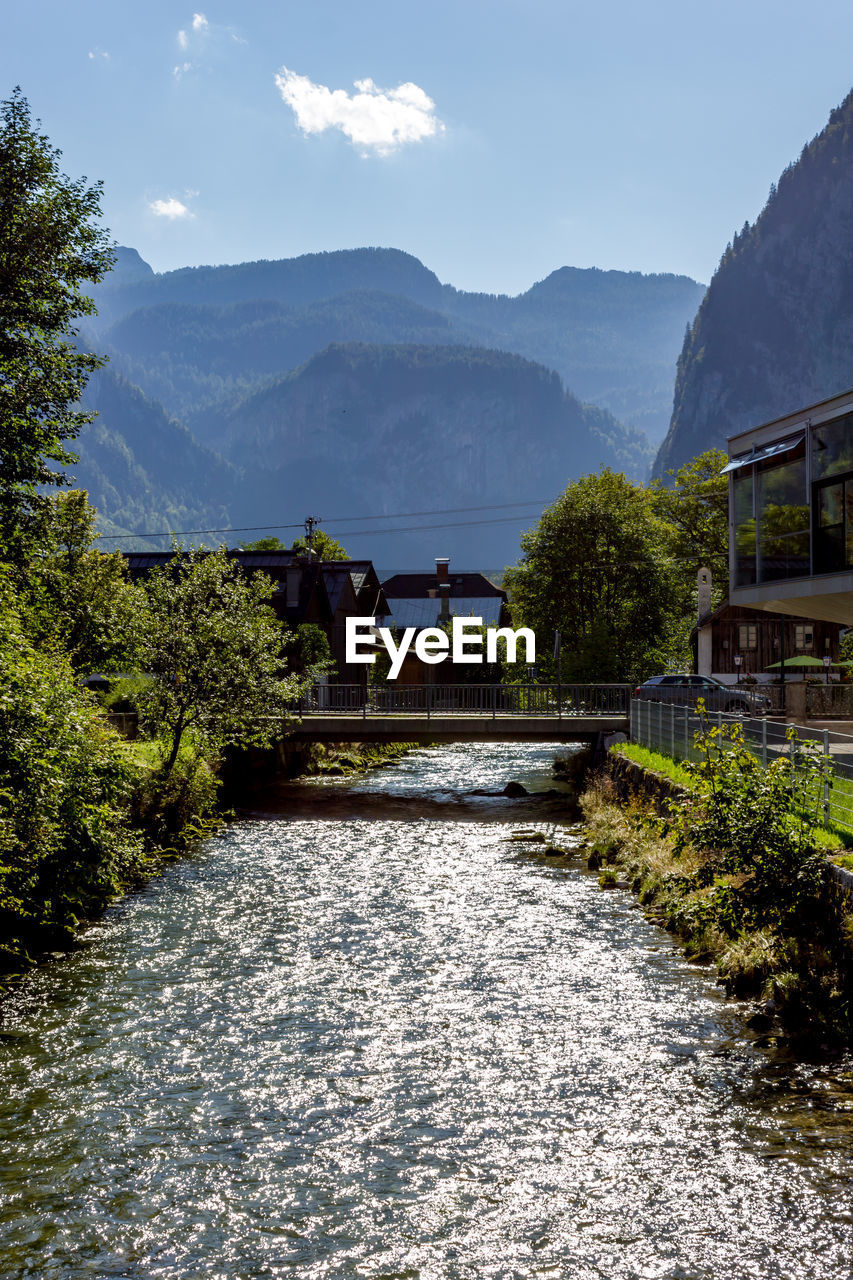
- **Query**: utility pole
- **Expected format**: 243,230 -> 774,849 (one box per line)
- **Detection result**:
554,628 -> 562,714
304,515 -> 322,558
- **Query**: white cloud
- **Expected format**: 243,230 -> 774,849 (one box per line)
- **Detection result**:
149,197 -> 194,220
174,12 -> 242,70
274,67 -> 444,156
88,49 -> 109,60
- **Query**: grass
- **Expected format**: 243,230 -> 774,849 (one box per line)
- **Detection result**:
121,735 -> 202,774
617,741 -> 852,848
614,742 -> 695,790
580,774 -> 853,1043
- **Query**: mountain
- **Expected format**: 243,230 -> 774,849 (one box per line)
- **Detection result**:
655,88 -> 853,475
69,363 -> 233,543
99,291 -> 467,419
89,247 -> 445,325
191,342 -> 648,567
92,247 -> 704,443
71,243 -> 701,565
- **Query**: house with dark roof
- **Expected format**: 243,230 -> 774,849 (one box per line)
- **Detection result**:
379,557 -> 510,683
124,550 -> 388,685
691,601 -> 842,683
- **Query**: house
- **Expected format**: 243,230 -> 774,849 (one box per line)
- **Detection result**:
725,386 -> 853,624
692,601 -> 842,683
379,557 -> 511,684
124,550 -> 388,685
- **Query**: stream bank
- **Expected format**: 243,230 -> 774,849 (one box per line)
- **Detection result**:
578,748 -> 853,1051
2,741 -> 853,1280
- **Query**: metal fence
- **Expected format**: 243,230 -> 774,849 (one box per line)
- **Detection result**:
297,683 -> 632,718
630,698 -> 853,833
807,683 -> 853,718
634,684 -> 786,714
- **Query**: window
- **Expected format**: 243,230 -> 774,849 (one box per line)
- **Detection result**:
795,624 -> 814,650
738,624 -> 757,650
811,414 -> 853,575
733,469 -> 756,587
756,443 -> 809,582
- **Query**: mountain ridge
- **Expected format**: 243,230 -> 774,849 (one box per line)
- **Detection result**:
655,87 -> 853,474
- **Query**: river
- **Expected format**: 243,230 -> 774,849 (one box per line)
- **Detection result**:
1,743 -> 853,1279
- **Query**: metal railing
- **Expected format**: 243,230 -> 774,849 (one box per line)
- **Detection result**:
633,684 -> 784,714
806,683 -> 853,719
630,698 -> 853,833
296,683 -> 632,719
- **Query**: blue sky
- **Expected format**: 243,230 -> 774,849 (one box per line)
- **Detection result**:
5,1 -> 853,294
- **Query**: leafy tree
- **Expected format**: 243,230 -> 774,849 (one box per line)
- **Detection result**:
0,88 -> 115,558
0,570 -> 144,963
135,547 -> 306,774
240,531 -> 350,559
288,623 -> 335,679
649,449 -> 730,603
240,536 -> 288,552
505,470 -> 684,682
290,529 -> 350,560
25,489 -> 140,672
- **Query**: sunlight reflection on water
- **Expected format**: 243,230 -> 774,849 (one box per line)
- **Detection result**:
0,743 -> 852,1278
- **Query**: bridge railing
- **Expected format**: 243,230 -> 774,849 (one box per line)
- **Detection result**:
296,683 -> 632,718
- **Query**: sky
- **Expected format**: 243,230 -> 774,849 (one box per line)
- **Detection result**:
5,0 -> 853,295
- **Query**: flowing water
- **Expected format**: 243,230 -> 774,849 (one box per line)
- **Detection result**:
1,743 -> 853,1280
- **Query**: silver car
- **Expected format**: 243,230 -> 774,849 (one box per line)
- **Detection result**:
633,674 -> 771,715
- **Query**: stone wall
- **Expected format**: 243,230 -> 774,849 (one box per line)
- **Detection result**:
601,751 -> 687,816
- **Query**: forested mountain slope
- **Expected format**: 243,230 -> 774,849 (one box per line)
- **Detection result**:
656,88 -> 853,474
193,342 -> 647,566
69,364 -> 233,541
92,247 -> 703,443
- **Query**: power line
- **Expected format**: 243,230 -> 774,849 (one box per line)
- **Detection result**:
94,499 -> 553,543
323,514 -> 543,537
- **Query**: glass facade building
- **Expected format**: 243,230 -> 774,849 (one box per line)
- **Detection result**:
727,390 -> 853,625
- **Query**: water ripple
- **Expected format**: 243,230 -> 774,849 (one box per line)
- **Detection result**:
1,744 -> 852,1278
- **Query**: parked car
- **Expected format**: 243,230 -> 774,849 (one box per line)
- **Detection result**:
633,674 -> 772,715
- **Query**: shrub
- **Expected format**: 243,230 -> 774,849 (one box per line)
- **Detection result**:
0,575 -> 145,963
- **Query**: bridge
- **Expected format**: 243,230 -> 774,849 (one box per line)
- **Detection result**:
289,683 -> 631,746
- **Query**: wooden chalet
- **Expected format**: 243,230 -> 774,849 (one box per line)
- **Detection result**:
124,550 -> 388,685
691,602 -> 843,681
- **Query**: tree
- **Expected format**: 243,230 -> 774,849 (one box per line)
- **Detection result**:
240,531 -> 350,559
0,88 -> 114,558
135,547 -> 306,774
649,449 -> 729,604
240,537 -> 288,552
0,569 -> 144,962
290,529 -> 350,560
25,489 -> 140,673
505,470 -> 684,682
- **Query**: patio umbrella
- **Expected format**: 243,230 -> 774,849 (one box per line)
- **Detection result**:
766,655 -> 826,668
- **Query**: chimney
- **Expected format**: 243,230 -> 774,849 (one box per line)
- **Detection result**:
697,567 -> 712,621
438,582 -> 451,622
435,557 -> 450,586
696,567 -> 712,677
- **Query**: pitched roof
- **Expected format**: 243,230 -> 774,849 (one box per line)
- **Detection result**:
383,596 -> 505,629
382,571 -> 506,599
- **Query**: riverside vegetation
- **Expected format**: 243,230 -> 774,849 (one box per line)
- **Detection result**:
581,722 -> 853,1048
0,92 -> 316,975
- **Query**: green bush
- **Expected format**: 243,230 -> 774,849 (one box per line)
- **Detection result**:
674,719 -> 831,933
0,575 -> 145,965
130,752 -> 220,852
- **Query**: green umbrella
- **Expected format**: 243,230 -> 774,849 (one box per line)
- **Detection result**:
766,655 -> 827,669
